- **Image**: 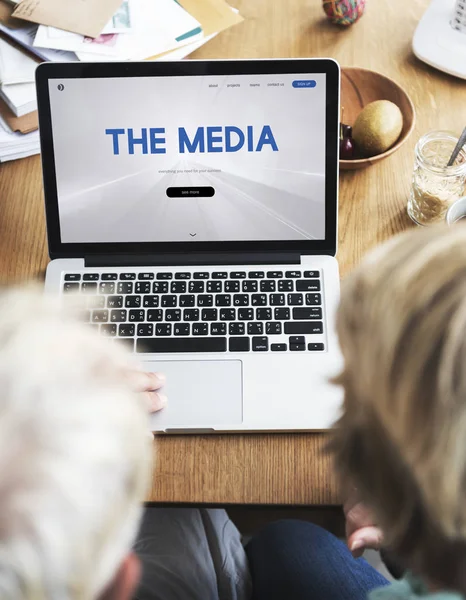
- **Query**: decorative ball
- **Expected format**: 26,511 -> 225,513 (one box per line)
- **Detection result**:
323,0 -> 366,26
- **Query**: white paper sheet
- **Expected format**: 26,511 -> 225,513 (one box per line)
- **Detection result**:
0,38 -> 38,84
0,81 -> 36,116
0,22 -> 77,61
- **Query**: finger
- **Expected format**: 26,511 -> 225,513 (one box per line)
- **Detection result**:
348,526 -> 384,558
142,391 -> 168,413
345,502 -> 375,538
126,371 -> 166,393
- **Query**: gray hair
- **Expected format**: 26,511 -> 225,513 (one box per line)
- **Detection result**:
0,289 -> 151,599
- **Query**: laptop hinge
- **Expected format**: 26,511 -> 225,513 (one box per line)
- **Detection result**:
85,252 -> 301,268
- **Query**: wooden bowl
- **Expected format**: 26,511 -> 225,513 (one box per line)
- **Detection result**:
340,67 -> 415,170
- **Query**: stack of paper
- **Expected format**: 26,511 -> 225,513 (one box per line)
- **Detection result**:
0,0 -> 243,162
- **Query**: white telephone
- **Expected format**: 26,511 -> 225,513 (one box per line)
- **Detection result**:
413,0 -> 466,79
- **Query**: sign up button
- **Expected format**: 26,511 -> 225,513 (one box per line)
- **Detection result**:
292,80 -> 317,88
167,186 -> 215,198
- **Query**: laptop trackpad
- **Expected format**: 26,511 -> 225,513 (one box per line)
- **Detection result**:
143,360 -> 243,431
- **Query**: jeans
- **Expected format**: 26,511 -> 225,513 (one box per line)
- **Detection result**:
246,520 -> 389,600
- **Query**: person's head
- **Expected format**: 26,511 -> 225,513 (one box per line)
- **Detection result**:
330,224 -> 466,592
0,289 -> 151,600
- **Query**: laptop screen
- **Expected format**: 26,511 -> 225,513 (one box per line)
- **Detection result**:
47,72 -> 327,245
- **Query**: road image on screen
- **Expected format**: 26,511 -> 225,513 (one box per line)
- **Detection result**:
49,72 -> 327,243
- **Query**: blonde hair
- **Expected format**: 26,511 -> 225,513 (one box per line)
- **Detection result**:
0,289 -> 151,599
330,224 -> 466,590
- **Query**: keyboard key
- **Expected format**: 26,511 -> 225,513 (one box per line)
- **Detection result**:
174,323 -> 190,336
293,307 -> 322,320
153,282 -> 168,294
116,338 -> 134,351
138,273 -> 154,280
207,281 -> 222,293
79,310 -> 91,323
197,294 -> 213,307
137,337 -> 227,353
161,295 -> 177,307
183,309 -> 200,321
147,309 -> 163,322
285,322 -> 323,334
120,273 -> 136,280
243,280 -> 258,292
305,293 -> 321,306
202,308 -> 218,321
170,281 -> 187,294
175,272 -> 191,280
248,271 -> 264,279
231,271 -> 246,279
296,280 -> 321,292
118,282 -> 133,294
135,282 -> 151,294
225,281 -> 240,293
165,309 -> 181,321
193,323 -> 209,336
129,310 -> 145,322
266,322 -> 282,334
251,294 -> 267,306
287,293 -> 303,306
248,322 -> 263,335
193,272 -> 209,279
82,282 -> 97,293
156,272 -> 172,280
274,307 -> 290,320
238,308 -> 254,320
271,343 -> 287,351
137,324 -> 153,337
233,294 -> 249,306
119,324 -> 135,337
252,337 -> 268,352
64,273 -> 81,281
229,337 -> 250,352
304,271 -> 320,278
143,295 -> 159,308
278,280 -> 293,292
289,336 -> 306,345
83,273 -> 99,281
270,294 -> 285,306
220,309 -> 236,321
260,280 -> 276,292
290,344 -> 306,351
179,295 -> 195,307
216,294 -> 231,307
256,308 -> 272,320
107,296 -> 123,309
189,281 -> 204,293
212,272 -> 228,279
111,310 -> 127,322
211,323 -> 227,335
63,282 -> 79,293
92,310 -> 108,323
125,295 -> 141,308
155,323 -> 172,336
102,273 -> 118,281
88,295 -> 105,309
99,282 -> 115,294
101,324 -> 117,337
267,271 -> 283,278
285,271 -> 301,278
229,322 -> 245,335
308,343 -> 325,351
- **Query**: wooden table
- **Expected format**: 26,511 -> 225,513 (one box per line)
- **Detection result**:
1,0 -> 463,505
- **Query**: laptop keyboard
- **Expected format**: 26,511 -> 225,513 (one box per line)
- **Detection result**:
63,269 -> 325,353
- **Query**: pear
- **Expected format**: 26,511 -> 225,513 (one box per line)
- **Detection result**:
352,100 -> 403,157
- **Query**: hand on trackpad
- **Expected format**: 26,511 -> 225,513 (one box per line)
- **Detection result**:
142,360 -> 243,431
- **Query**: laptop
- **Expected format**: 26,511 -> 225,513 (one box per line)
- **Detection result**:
36,58 -> 343,433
